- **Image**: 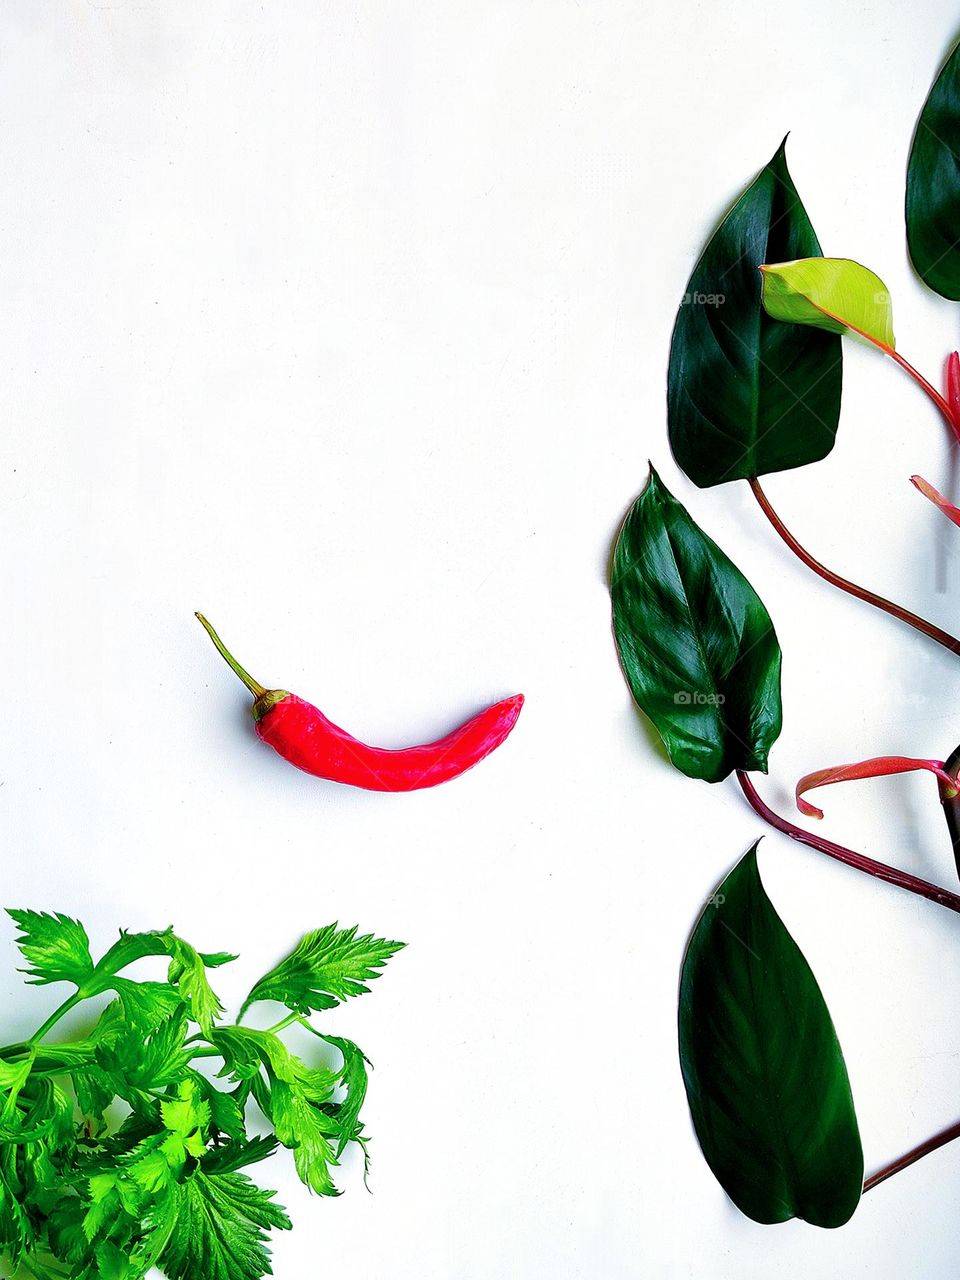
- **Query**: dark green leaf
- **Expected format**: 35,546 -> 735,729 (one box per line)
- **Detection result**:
907,41 -> 960,299
679,844 -> 863,1227
0,1166 -> 29,1265
240,925 -> 405,1020
611,467 -> 782,782
45,1195 -> 89,1267
668,139 -> 842,486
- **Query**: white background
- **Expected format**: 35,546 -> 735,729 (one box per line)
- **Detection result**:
1,2 -> 960,1276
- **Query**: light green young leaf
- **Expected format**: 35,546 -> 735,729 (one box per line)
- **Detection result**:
94,930 -> 229,1036
215,1026 -> 344,1196
319,1034 -> 370,1155
7,910 -> 94,989
161,1080 -> 211,1157
240,924 -> 405,1020
0,1054 -> 35,1120
760,257 -> 895,350
164,937 -> 228,1038
189,1073 -> 247,1143
95,1240 -> 143,1280
83,1171 -> 145,1243
214,1026 -> 309,1086
258,1077 -> 340,1197
101,1008 -> 191,1097
159,1170 -> 291,1280
127,1139 -> 180,1195
109,980 -> 183,1029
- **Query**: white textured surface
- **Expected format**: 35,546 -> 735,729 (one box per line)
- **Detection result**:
2,2 -> 960,1276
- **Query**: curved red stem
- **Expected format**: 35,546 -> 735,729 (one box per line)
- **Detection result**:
886,348 -> 958,437
737,772 -> 960,1192
748,478 -> 960,656
735,771 -> 960,914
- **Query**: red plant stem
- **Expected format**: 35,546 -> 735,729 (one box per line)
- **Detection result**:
739,771 -> 960,1192
735,771 -> 960,914
886,348 -> 957,432
863,1119 -> 960,1193
748,478 -> 960,656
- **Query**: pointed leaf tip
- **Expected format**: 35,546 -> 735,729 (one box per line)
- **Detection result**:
679,844 -> 863,1227
667,147 -> 841,487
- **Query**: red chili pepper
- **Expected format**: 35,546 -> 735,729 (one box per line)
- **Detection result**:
196,614 -> 523,791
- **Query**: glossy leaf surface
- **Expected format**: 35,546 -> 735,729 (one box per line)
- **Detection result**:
679,845 -> 863,1227
611,468 -> 782,783
907,41 -> 960,300
760,258 -> 895,350
668,141 -> 842,487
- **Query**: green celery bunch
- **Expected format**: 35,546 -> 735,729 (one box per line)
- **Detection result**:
0,910 -> 404,1280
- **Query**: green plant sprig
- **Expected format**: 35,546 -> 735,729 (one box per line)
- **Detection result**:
0,910 -> 403,1280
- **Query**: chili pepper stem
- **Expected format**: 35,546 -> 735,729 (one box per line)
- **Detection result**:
735,771 -> 960,914
195,613 -> 268,700
748,478 -> 960,657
